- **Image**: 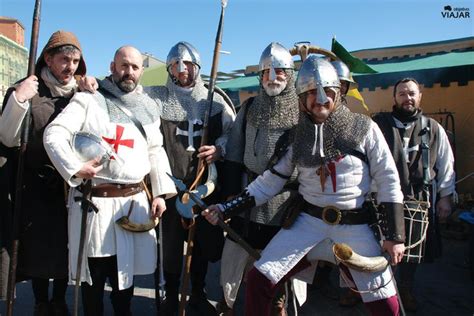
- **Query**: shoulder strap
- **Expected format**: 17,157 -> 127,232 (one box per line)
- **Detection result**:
347,149 -> 369,166
420,116 -> 431,187
98,87 -> 148,141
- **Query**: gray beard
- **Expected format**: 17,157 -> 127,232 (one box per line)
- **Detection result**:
117,80 -> 137,93
247,71 -> 299,130
263,80 -> 286,96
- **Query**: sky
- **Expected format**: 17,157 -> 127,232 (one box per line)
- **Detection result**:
1,0 -> 473,77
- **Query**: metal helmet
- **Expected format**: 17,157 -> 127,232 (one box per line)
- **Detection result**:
331,60 -> 355,83
296,56 -> 340,105
72,132 -> 123,166
166,41 -> 201,73
258,42 -> 294,81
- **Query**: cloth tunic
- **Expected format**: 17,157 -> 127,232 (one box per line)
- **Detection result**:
146,82 -> 235,275
373,112 -> 455,260
373,112 -> 455,199
246,121 -> 403,302
0,78 -> 71,280
44,88 -> 176,290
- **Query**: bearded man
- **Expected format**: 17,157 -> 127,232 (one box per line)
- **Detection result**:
373,78 -> 455,311
204,57 -> 406,316
146,41 -> 235,315
44,46 -> 176,316
0,30 -> 88,316
216,42 -> 299,315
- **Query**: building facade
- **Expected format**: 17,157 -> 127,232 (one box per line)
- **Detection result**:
0,17 -> 28,104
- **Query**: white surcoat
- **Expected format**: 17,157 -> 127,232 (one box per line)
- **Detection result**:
247,121 -> 404,302
44,90 -> 176,290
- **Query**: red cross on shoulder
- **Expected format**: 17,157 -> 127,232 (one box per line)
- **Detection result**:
102,125 -> 134,153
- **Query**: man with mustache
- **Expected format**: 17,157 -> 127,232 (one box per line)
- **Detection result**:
216,42 -> 299,316
203,57 -> 406,316
146,41 -> 235,315
373,78 -> 455,312
43,46 -> 176,316
308,60 -> 360,307
0,30 -> 88,316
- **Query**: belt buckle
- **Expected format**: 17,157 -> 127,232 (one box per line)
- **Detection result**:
321,206 -> 342,225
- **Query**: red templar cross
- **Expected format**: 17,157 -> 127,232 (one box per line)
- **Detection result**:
102,125 -> 134,154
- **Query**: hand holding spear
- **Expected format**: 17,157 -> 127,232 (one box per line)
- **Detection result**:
178,2 -> 229,315
6,1 -> 42,315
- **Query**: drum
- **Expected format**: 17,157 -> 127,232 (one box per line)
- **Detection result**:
402,199 -> 430,263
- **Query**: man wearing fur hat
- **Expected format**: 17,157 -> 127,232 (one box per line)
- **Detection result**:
0,30 -> 87,316
203,56 -> 406,315
216,42 -> 299,316
44,46 -> 176,315
146,41 -> 235,315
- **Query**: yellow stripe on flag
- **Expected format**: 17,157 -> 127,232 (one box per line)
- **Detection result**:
347,88 -> 369,112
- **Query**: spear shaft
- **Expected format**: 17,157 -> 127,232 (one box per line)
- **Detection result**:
6,0 -> 42,315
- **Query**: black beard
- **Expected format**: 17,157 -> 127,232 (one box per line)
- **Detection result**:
392,104 -> 420,123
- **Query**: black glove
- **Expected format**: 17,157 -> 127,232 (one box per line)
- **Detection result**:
221,190 -> 256,221
379,202 -> 405,243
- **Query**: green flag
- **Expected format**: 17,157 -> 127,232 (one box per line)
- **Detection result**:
331,38 -> 377,74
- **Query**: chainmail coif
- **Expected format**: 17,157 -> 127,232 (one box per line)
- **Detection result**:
148,76 -> 226,122
247,69 -> 299,129
97,77 -> 160,125
292,104 -> 371,167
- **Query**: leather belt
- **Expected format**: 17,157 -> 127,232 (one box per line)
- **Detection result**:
302,200 -> 370,225
78,182 -> 144,198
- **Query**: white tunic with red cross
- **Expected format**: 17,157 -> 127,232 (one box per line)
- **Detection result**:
44,90 -> 176,290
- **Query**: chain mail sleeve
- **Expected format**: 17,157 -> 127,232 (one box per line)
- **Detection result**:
247,146 -> 296,206
365,121 -> 404,204
433,122 -> 455,198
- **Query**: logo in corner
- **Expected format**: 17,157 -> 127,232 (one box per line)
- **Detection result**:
441,5 -> 470,18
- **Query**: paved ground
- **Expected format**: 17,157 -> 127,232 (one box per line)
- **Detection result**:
1,236 -> 473,316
